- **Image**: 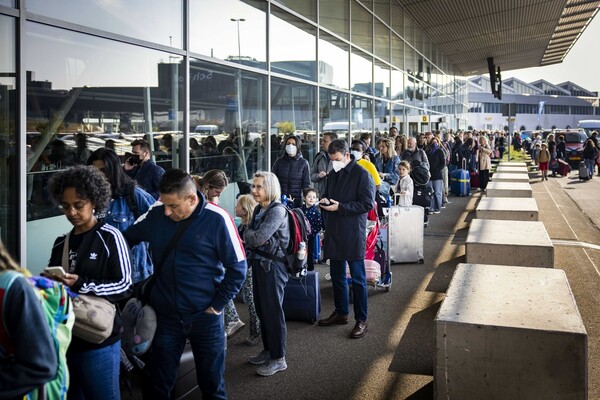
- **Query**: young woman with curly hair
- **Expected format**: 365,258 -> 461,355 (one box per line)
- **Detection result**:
45,165 -> 132,400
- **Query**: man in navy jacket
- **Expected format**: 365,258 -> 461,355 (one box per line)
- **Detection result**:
318,139 -> 375,339
124,169 -> 246,399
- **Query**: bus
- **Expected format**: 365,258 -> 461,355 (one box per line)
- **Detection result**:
577,120 -> 600,137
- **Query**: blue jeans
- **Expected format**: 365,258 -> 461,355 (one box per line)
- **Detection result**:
67,340 -> 121,400
585,159 -> 595,177
430,179 -> 443,212
152,312 -> 226,400
330,259 -> 368,322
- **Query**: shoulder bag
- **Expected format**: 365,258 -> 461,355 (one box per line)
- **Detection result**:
62,232 -> 116,344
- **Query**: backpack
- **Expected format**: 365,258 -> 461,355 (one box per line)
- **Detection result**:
252,202 -> 312,277
0,272 -> 74,400
410,160 -> 430,186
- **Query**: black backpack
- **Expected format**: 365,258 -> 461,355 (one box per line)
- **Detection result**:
410,160 -> 430,186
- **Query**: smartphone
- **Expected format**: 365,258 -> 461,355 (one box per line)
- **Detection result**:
44,266 -> 66,277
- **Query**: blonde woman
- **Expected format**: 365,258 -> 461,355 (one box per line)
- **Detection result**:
374,139 -> 401,196
478,135 -> 493,190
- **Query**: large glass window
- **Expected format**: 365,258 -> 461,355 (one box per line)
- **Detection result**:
351,49 -> 372,95
318,31 -> 349,90
320,88 -> 349,141
25,22 -> 183,214
374,60 -> 390,99
391,3 -> 404,37
189,60 -> 267,182
351,2 -> 372,53
27,0 -> 183,48
271,7 -> 317,82
391,68 -> 404,101
189,0 -> 266,69
391,34 -> 404,71
320,0 -> 349,39
271,78 -> 317,166
352,94 -> 373,136
374,0 -> 390,25
0,0 -> 14,7
0,15 -> 17,255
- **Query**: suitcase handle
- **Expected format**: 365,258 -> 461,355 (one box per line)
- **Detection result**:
462,158 -> 467,170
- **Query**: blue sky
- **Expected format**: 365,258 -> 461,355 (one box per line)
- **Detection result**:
504,14 -> 600,92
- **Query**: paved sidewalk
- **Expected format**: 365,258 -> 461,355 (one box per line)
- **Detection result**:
222,173 -> 599,399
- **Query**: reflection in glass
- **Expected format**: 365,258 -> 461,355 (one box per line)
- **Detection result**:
374,0 -> 390,25
391,35 -> 404,71
375,99 -> 390,137
190,0 -> 266,69
27,0 -> 183,48
391,4 -> 404,37
374,60 -> 390,99
271,7 -> 317,81
189,60 -> 267,181
320,88 -> 349,141
0,0 -> 14,7
374,19 -> 389,62
271,78 -> 316,166
0,15 -> 17,254
351,49 -> 372,95
274,0 -> 316,21
25,22 -> 182,221
318,31 -> 349,90
391,68 -> 404,102
352,94 -> 373,134
320,0 -> 349,39
351,1 -> 372,53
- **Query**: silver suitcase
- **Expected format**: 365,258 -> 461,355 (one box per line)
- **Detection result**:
387,204 -> 424,264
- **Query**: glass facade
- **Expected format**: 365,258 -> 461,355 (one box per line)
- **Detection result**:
1,0 -> 466,267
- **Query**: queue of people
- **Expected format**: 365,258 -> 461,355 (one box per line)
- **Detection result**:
10,126 -> 581,399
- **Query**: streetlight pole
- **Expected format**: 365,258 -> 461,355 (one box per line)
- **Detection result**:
230,18 -> 245,62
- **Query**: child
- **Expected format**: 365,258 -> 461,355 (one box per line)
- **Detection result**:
396,161 -> 414,206
537,142 -> 551,181
301,188 -> 323,271
234,194 -> 262,346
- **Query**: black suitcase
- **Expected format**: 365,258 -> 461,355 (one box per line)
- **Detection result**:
283,271 -> 321,323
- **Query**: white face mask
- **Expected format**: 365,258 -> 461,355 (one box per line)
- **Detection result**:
285,144 -> 297,156
331,160 -> 346,172
350,150 -> 363,161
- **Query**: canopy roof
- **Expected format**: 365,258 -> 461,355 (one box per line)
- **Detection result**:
399,0 -> 600,75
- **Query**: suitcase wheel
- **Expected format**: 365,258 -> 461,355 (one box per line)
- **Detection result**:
418,258 -> 424,264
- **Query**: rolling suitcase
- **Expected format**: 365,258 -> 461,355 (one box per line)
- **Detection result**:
387,205 -> 424,264
470,171 -> 480,188
283,271 -> 321,323
450,160 -> 470,196
579,161 -> 590,180
557,159 -> 571,176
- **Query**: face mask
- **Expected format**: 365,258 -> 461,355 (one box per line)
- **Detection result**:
331,160 -> 346,172
285,144 -> 297,156
350,150 -> 363,160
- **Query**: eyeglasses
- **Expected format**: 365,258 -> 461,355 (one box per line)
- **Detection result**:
250,184 -> 264,191
59,201 -> 90,213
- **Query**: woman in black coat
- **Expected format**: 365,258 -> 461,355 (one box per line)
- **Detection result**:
271,135 -> 310,207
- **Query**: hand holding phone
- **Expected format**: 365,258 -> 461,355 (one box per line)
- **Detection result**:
44,266 -> 66,277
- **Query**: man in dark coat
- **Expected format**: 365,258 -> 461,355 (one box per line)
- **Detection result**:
272,135 -> 311,208
318,139 -> 375,339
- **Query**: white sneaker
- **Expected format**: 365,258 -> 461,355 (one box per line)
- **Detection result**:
256,358 -> 287,376
225,320 -> 245,338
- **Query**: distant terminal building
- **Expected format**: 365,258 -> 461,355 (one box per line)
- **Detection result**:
467,75 -> 600,131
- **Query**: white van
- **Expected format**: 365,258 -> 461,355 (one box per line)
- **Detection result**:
322,121 -> 357,133
194,124 -> 219,135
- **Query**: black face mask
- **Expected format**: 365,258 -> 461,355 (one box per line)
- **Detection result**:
128,155 -> 142,165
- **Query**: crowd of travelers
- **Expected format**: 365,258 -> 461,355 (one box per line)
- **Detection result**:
6,126 -> 599,399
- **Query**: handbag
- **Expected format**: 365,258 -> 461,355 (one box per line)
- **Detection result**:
62,232 -> 116,344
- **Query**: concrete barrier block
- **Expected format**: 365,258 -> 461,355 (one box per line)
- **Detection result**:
495,166 -> 529,174
499,162 -> 527,167
476,197 -> 538,221
491,172 -> 530,183
435,263 -> 587,400
486,181 -> 533,198
465,219 -> 553,267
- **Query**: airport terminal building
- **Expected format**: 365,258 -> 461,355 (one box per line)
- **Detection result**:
0,0 -> 597,268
